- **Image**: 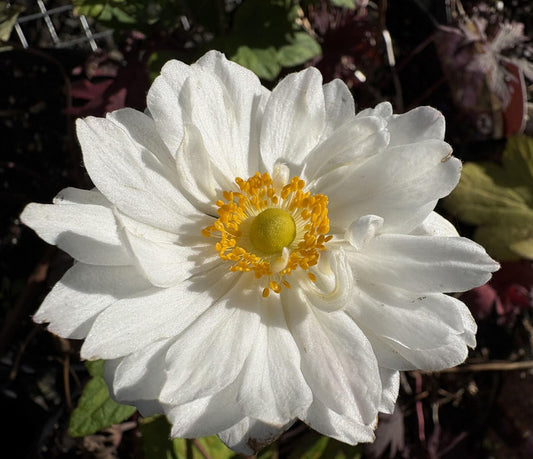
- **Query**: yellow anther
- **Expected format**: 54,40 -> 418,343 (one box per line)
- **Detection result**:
269,281 -> 282,294
202,171 -> 330,297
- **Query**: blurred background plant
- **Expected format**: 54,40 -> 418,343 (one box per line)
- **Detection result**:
2,0 -> 533,458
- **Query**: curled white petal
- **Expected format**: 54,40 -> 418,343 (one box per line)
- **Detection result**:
346,215 -> 385,250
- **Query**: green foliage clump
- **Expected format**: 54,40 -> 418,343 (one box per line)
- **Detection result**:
72,0 -> 322,80
68,360 -> 136,437
444,135 -> 533,261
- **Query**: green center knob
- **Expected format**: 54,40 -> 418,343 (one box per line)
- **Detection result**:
249,208 -> 296,255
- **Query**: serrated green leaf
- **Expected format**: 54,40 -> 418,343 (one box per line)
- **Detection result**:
69,361 -> 136,437
443,135 -> 533,260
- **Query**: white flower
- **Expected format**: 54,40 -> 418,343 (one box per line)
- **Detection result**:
21,51 -> 498,454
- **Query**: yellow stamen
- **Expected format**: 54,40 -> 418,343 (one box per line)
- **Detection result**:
202,171 -> 330,297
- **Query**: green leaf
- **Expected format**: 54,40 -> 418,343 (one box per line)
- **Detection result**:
443,135 -> 533,260
86,359 -> 105,377
0,2 -> 25,44
330,0 -> 356,8
232,46 -> 281,80
68,360 -> 136,437
139,415 -> 176,459
140,415 -> 238,459
288,431 -> 362,459
72,0 -> 136,25
277,31 -> 322,68
210,0 -> 321,79
510,238 -> 533,259
72,0 -> 180,30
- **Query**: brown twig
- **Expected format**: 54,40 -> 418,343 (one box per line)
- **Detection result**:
63,352 -> 72,411
419,360 -> 533,374
192,439 -> 212,459
9,325 -> 41,381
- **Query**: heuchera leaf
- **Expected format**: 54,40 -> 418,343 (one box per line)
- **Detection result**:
140,415 -> 237,459
443,135 -> 533,260
68,360 -> 136,437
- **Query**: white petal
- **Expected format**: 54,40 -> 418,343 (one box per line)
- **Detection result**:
367,331 -> 472,371
322,78 -> 355,137
349,234 -> 499,293
178,72 -> 247,178
290,249 -> 354,312
347,282 -> 478,370
33,263 -> 149,339
302,398 -> 376,445
160,275 -> 261,405
20,188 -> 130,265
304,116 -> 389,182
104,338 -> 172,404
218,417 -> 293,456
318,140 -> 461,233
284,294 -> 381,424
117,211 -> 218,288
80,263 -> 233,360
410,211 -> 460,237
345,215 -> 384,250
166,377 -> 245,439
387,106 -> 446,146
195,50 -> 267,175
356,101 -> 393,118
107,108 -> 175,169
52,187 -> 108,206
237,295 -> 312,425
77,113 -> 199,234
378,368 -> 399,414
175,124 -> 235,213
146,59 -> 192,154
260,68 -> 325,171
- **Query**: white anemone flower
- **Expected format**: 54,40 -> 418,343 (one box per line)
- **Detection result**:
21,51 -> 498,454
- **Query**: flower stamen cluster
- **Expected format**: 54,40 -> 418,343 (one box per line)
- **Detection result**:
202,171 -> 331,297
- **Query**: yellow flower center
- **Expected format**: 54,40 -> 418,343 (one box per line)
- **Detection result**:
202,170 -> 331,297
249,208 -> 296,255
